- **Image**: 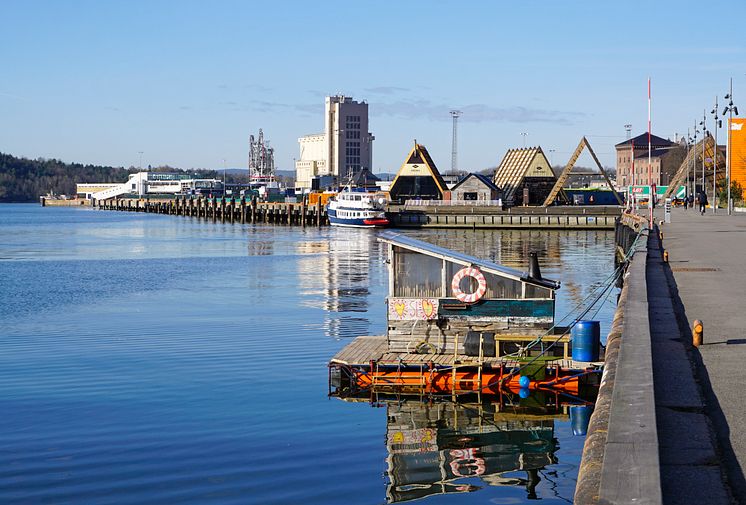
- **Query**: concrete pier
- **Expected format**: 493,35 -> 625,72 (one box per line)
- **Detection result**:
389,204 -> 621,229
575,210 -> 736,504
659,208 -> 746,502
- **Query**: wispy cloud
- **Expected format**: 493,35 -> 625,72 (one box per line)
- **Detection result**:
364,86 -> 411,95
245,97 -> 583,125
0,91 -> 24,101
371,100 -> 585,125
247,100 -> 320,116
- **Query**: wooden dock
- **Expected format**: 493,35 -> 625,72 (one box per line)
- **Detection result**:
93,196 -> 328,226
331,334 -> 602,371
85,196 -> 624,230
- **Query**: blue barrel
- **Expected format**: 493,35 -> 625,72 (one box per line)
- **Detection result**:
570,405 -> 594,436
572,320 -> 600,362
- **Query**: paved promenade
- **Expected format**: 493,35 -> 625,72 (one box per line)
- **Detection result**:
661,207 -> 746,502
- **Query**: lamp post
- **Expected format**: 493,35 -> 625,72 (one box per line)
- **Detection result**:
723,78 -> 739,215
520,132 -> 528,148
711,98 -> 721,213
693,120 -> 699,196
700,112 -> 707,198
686,128 -> 691,199
138,151 -> 143,171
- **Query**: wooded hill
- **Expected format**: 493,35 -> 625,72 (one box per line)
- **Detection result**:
0,152 -> 232,202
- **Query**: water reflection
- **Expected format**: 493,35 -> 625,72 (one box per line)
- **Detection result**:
296,229 -> 387,339
346,392 -> 589,503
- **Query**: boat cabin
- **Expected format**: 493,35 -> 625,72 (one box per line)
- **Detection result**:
378,231 -> 560,355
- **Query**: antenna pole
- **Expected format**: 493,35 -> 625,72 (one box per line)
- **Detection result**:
450,110 -> 461,175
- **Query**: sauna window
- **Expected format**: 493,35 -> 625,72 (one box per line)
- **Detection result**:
393,248 -> 443,298
524,283 -> 553,299
444,263 -> 523,299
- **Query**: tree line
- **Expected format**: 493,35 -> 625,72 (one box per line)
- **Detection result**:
0,152 -> 253,202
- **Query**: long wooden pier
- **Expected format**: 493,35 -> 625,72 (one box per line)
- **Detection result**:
90,196 -> 623,230
93,196 -> 328,226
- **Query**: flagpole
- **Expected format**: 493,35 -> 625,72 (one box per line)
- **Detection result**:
648,78 -> 653,227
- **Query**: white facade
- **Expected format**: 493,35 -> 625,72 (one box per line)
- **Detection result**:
295,95 -> 374,190
90,172 -> 223,200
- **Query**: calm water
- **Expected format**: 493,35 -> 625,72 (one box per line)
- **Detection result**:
0,204 -> 617,504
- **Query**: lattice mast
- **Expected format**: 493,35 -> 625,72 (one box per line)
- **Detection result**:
450,110 -> 461,175
248,129 -> 275,183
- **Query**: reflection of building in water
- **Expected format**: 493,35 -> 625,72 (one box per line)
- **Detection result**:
384,399 -> 561,503
296,229 -> 386,339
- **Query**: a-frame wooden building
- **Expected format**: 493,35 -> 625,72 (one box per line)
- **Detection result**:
493,147 -> 556,206
388,142 -> 448,204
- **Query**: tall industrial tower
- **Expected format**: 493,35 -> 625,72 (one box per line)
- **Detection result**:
450,110 -> 461,175
248,129 -> 275,183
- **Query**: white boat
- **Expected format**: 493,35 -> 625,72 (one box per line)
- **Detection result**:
327,189 -> 389,228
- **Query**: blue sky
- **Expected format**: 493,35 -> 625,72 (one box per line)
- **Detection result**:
2,0 -> 744,172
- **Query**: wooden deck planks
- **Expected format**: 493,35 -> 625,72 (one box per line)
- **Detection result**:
332,335 -> 603,371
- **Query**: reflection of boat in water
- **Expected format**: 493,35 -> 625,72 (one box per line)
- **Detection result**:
342,395 -> 588,503
326,188 -> 389,228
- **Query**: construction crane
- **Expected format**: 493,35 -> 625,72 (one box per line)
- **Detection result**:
542,137 -> 622,207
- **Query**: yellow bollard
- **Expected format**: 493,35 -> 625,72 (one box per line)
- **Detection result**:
693,320 -> 704,347
663,250 -> 669,262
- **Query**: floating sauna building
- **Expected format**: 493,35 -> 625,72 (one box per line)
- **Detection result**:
493,147 -> 556,206
388,142 -> 448,204
380,231 -> 560,355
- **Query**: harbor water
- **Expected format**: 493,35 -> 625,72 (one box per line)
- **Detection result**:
0,204 -> 618,504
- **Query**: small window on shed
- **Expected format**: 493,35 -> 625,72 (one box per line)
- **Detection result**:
393,247 -> 443,298
525,283 -> 552,299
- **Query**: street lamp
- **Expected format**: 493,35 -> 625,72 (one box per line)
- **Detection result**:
700,112 -> 707,198
723,78 -> 739,215
520,132 -> 528,148
138,151 -> 143,171
711,98 -> 722,213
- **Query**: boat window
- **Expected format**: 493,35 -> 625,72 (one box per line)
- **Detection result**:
355,195 -> 362,201
393,247 -> 444,298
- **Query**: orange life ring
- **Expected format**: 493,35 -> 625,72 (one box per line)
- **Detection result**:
451,266 -> 487,304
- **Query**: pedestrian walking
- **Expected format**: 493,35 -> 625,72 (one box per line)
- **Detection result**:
688,194 -> 694,209
699,190 -> 708,215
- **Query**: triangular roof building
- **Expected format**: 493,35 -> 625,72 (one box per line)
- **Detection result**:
388,142 -> 448,203
493,146 -> 555,205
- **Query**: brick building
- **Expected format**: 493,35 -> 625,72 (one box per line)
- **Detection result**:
615,133 -> 686,187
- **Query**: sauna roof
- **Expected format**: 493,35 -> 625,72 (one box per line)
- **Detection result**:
377,231 -> 560,290
493,146 -> 555,204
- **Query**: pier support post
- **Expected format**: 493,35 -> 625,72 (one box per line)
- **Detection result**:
316,199 -> 322,227
240,198 -> 246,224
251,197 -> 257,224
301,197 -> 307,227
